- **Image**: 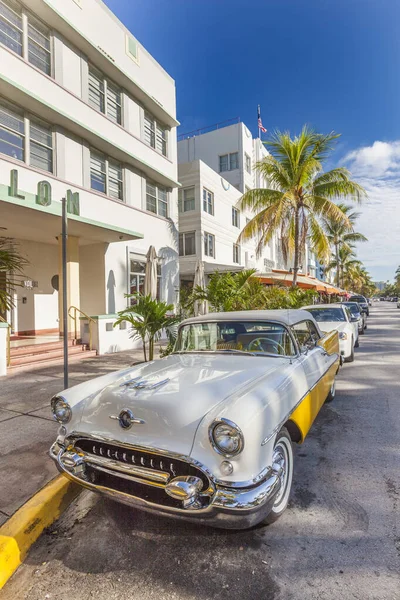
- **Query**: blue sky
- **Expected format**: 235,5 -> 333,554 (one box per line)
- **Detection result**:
104,0 -> 400,282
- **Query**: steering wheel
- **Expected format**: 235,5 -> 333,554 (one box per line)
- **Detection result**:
248,337 -> 285,355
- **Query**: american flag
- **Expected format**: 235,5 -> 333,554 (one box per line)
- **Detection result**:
257,105 -> 267,133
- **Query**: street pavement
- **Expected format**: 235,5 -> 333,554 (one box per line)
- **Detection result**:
0,348 -> 149,525
1,303 -> 399,600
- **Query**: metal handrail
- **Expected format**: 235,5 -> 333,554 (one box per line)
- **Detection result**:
67,306 -> 96,351
0,315 -> 11,367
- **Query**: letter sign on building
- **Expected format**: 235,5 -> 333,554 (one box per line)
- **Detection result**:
8,169 -> 80,216
10,170 -> 25,199
37,181 -> 52,206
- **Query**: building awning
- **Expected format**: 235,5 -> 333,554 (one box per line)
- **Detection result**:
257,270 -> 344,295
0,198 -> 143,245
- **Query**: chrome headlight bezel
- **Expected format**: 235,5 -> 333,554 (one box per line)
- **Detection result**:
208,418 -> 244,457
51,396 -> 72,424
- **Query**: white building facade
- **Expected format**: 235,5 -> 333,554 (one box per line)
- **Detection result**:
178,159 -> 272,284
0,0 -> 179,344
177,121 -> 277,279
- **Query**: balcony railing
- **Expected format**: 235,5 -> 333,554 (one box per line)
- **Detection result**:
177,117 -> 240,142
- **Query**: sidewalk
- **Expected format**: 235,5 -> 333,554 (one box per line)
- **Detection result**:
0,345 -> 158,526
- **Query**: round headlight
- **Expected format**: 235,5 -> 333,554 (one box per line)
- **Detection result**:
51,397 -> 72,424
209,419 -> 244,457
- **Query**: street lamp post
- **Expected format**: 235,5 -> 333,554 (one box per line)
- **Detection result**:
61,197 -> 68,390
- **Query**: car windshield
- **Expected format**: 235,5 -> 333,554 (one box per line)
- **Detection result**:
174,321 -> 296,356
349,296 -> 366,303
306,308 -> 346,322
343,303 -> 360,316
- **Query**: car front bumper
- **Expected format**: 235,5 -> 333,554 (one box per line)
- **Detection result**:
50,441 -> 282,530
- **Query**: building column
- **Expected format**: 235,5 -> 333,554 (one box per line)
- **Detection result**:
58,235 -> 80,336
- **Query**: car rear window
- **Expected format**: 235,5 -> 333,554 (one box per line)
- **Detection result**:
306,308 -> 346,322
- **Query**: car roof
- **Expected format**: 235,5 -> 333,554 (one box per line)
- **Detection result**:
180,309 -> 317,327
349,295 -> 366,299
303,304 -> 345,310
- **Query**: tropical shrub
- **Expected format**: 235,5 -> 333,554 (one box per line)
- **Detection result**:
114,294 -> 180,362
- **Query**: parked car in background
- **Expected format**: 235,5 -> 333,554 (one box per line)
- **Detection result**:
338,302 -> 366,335
50,310 -> 340,530
303,304 -> 358,362
392,296 -> 398,303
397,300 -> 400,308
348,295 -> 369,316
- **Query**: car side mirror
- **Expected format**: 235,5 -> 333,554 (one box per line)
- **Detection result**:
350,316 -> 359,322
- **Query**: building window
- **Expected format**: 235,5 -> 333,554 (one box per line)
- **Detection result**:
90,150 -> 123,200
0,100 -> 24,161
203,188 -> 214,215
28,14 -> 51,75
0,98 -> 54,173
88,66 -> 122,125
245,153 -> 251,174
232,207 -> 240,228
179,232 -> 196,256
0,0 -> 51,75
144,112 -> 167,157
204,232 -> 215,258
219,152 -> 239,172
146,181 -> 168,217
233,244 -> 240,264
178,187 -> 195,213
30,119 -> 53,172
129,255 -> 160,304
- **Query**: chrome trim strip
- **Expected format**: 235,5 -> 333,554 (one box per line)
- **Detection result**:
83,454 -> 170,484
261,356 -> 339,446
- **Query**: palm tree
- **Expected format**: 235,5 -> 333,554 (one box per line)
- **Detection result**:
114,294 -> 180,361
238,127 -> 367,286
322,203 -> 367,287
395,266 -> 400,287
0,237 -> 28,316
326,245 -> 361,288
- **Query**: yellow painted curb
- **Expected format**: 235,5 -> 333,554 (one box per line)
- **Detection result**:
0,475 -> 81,589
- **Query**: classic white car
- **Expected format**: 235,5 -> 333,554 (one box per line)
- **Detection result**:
303,304 -> 358,363
50,310 -> 339,530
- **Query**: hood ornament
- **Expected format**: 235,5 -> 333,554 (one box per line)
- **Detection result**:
120,377 -> 170,390
109,409 -> 145,429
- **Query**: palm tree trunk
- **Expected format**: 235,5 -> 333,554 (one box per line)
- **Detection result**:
149,336 -> 154,361
335,243 -> 340,288
142,335 -> 147,362
292,207 -> 300,287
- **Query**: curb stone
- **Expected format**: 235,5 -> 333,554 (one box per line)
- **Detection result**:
0,475 -> 80,589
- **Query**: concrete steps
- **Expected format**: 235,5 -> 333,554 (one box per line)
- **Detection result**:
9,339 -> 97,372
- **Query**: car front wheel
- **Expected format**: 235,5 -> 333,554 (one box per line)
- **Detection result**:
262,428 -> 294,525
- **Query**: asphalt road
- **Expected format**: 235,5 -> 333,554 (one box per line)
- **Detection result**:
2,303 -> 399,600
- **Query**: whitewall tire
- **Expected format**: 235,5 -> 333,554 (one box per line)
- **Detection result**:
263,428 -> 294,525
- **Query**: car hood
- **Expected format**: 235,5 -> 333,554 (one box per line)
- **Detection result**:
74,353 -> 288,456
315,321 -> 348,333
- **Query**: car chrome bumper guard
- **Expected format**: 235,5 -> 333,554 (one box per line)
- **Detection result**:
50,440 -> 281,529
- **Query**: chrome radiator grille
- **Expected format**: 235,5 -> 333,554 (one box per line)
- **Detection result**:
73,438 -> 210,490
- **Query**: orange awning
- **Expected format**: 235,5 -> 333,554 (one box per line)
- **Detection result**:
257,270 -> 342,294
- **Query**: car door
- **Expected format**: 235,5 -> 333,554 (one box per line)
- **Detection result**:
291,320 -> 334,436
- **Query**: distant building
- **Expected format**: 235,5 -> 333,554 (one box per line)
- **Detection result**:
178,159 -> 274,285
374,281 -> 387,291
177,120 -> 278,279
